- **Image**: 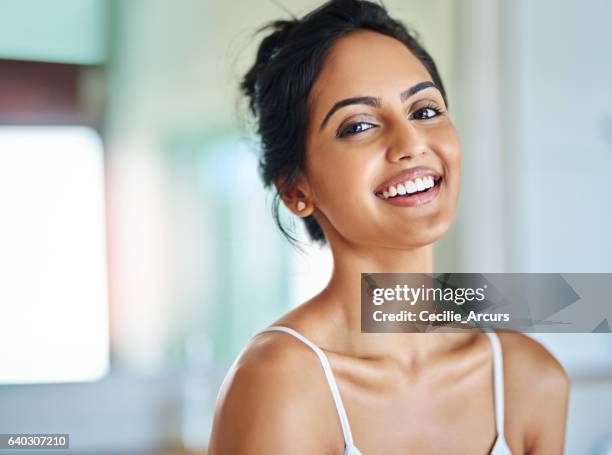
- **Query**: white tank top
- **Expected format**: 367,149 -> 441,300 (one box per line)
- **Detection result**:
258,326 -> 512,455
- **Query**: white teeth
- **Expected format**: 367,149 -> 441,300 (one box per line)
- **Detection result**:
405,180 -> 418,194
379,175 -> 439,198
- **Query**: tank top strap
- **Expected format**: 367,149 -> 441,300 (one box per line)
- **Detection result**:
484,331 -> 506,436
258,325 -> 356,449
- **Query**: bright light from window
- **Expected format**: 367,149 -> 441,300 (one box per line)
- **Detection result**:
0,126 -> 109,384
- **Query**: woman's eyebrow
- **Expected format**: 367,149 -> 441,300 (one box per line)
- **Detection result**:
319,80 -> 437,131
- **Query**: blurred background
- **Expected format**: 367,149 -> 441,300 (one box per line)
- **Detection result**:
0,0 -> 611,454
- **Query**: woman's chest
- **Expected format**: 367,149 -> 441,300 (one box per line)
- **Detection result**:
326,356 -> 523,454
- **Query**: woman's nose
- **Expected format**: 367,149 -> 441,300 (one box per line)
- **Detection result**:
385,119 -> 431,162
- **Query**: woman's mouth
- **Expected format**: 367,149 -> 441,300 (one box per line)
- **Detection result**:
375,176 -> 443,207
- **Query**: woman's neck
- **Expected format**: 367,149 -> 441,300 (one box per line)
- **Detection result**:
312,242 -> 473,367
324,241 -> 434,325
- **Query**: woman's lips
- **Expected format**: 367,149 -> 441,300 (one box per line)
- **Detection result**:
377,176 -> 443,207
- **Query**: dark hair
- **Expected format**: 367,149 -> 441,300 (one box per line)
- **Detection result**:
240,0 -> 448,248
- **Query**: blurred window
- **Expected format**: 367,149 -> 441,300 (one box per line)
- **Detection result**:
0,126 -> 109,383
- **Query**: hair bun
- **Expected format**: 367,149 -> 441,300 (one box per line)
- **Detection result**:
257,20 -> 296,62
241,19 -> 298,116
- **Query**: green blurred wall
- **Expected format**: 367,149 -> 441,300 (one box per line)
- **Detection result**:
0,0 -> 107,63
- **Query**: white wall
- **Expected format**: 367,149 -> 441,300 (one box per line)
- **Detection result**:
453,0 -> 612,452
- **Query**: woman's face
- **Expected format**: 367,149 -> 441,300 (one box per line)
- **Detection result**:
303,30 -> 461,249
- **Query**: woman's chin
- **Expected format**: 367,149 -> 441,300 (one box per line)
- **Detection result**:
384,221 -> 453,250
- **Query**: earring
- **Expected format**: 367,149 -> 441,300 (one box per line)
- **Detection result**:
296,201 -> 306,212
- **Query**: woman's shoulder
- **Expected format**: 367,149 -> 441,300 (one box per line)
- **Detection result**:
496,331 -> 569,386
495,331 -> 571,451
208,326 -> 341,454
215,324 -> 333,409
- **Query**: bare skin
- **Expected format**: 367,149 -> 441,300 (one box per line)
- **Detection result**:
209,30 -> 570,454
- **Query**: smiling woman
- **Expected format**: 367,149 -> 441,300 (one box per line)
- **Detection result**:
208,1 -> 569,454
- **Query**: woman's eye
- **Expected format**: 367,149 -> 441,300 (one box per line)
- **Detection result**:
411,106 -> 443,120
336,106 -> 443,138
337,122 -> 376,138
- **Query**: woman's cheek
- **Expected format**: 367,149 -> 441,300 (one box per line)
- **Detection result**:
438,126 -> 462,210
438,123 -> 462,164
307,154 -> 346,211
309,154 -> 371,230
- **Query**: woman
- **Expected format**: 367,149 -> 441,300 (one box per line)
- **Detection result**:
209,0 -> 570,453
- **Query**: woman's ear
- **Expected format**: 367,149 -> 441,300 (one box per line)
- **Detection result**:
274,172 -> 315,217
